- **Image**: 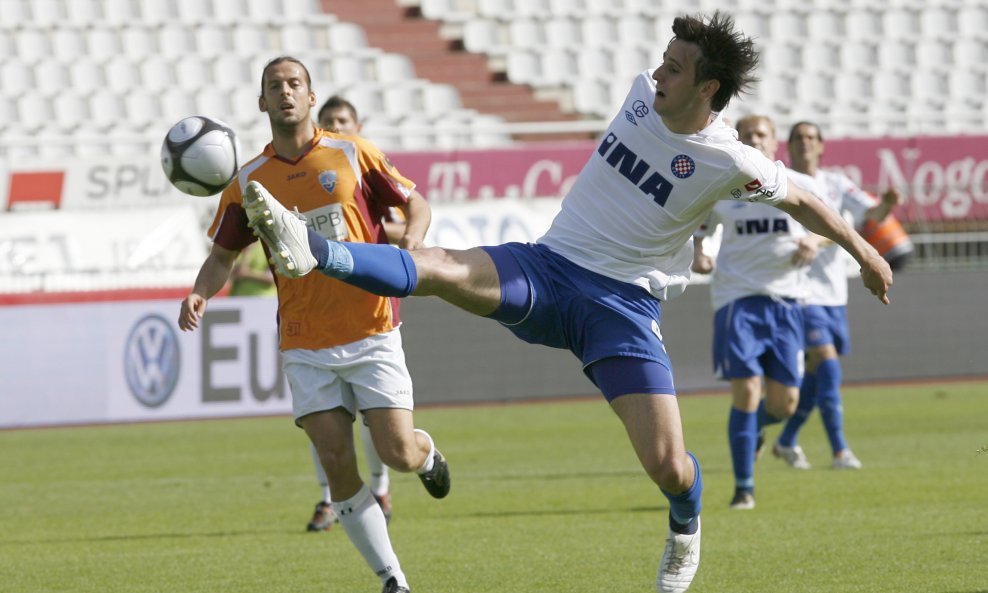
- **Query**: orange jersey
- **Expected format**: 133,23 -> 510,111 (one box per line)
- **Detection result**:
208,129 -> 415,351
859,214 -> 913,261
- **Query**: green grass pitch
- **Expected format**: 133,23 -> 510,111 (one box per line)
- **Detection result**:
1,381 -> 986,592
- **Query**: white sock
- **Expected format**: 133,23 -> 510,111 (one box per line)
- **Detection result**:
360,423 -> 390,495
414,428 -> 436,474
310,443 -> 331,502
332,485 -> 406,587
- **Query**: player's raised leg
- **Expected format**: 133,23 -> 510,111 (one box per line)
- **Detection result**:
242,180 -> 502,315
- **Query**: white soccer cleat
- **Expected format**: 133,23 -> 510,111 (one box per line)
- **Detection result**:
657,517 -> 700,593
832,449 -> 863,470
242,180 -> 317,278
772,443 -> 811,470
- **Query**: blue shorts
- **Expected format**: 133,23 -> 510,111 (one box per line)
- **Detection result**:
803,304 -> 850,355
713,296 -> 805,387
481,243 -> 675,400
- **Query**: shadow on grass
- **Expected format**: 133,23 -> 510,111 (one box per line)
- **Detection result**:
0,528 -> 300,546
461,504 -> 669,519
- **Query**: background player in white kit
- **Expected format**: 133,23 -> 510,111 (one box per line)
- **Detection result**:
237,14 -> 893,593
692,114 -> 822,510
772,121 -> 902,470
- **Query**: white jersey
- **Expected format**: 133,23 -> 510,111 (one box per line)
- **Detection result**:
538,69 -> 789,301
700,192 -> 809,311
803,169 -> 875,306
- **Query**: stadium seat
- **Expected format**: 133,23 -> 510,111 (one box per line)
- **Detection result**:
1,61 -> 32,98
327,22 -> 369,52
422,83 -> 464,117
86,27 -> 122,63
845,8 -> 883,39
877,40 -> 914,71
508,19 -> 545,49
806,9 -> 845,40
838,40 -> 878,72
174,57 -> 213,92
572,79 -> 612,117
0,61 -> 36,97
64,0 -> 102,25
34,59 -> 70,98
210,0 -> 248,24
957,5 -> 988,39
545,18 -> 580,48
213,54 -> 251,90
27,0 -> 63,27
125,89 -> 161,131
919,7 -> 957,39
87,90 -> 123,132
575,47 -> 611,80
196,25 -> 230,57
138,55 -> 174,93
14,27 -> 49,65
231,22 -> 269,54
329,53 -> 367,86
462,18 -> 503,54
375,53 -> 417,81
196,88 -> 233,123
469,113 -> 513,147
910,71 -> 948,110
136,0 -> 175,24
101,0 -> 140,26
383,83 -> 423,121
580,16 -> 616,48
0,0 -> 30,27
882,8 -> 920,40
506,49 -> 541,84
104,56 -> 141,92
158,25 -> 195,58
160,88 -> 197,123
120,27 -> 156,60
537,48 -> 575,86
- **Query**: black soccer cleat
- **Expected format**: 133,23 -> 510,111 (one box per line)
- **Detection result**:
382,577 -> 410,593
417,449 -> 450,499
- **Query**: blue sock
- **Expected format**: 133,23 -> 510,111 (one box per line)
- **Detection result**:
662,452 -> 702,535
778,373 -> 816,447
815,358 -> 847,454
756,399 -> 783,430
728,407 -> 756,491
315,238 -> 418,298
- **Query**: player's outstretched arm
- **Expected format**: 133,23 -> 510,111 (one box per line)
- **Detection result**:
776,183 -> 893,304
395,190 -> 431,251
178,243 -> 240,331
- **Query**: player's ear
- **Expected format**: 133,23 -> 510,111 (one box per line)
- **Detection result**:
699,79 -> 720,101
258,95 -> 267,113
309,90 -> 317,108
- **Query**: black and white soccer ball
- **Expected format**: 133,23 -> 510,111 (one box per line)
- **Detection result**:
161,116 -> 241,197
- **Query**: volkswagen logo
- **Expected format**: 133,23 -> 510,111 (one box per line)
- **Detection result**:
124,314 -> 180,408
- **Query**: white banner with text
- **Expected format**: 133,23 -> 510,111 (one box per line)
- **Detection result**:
0,297 -> 290,428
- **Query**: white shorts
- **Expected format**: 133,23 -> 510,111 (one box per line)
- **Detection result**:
281,328 -> 414,425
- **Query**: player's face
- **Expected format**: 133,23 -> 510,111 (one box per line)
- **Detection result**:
319,107 -> 361,135
259,61 -> 315,127
651,40 -> 709,118
788,124 -> 824,170
737,118 -> 778,160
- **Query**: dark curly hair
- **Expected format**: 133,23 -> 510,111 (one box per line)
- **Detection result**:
671,12 -> 760,112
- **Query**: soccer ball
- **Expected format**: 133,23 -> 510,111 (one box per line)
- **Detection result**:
161,116 -> 241,197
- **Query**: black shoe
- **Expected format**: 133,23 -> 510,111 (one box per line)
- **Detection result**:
382,577 -> 410,593
418,449 -> 450,499
729,488 -> 755,510
754,428 -> 766,460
